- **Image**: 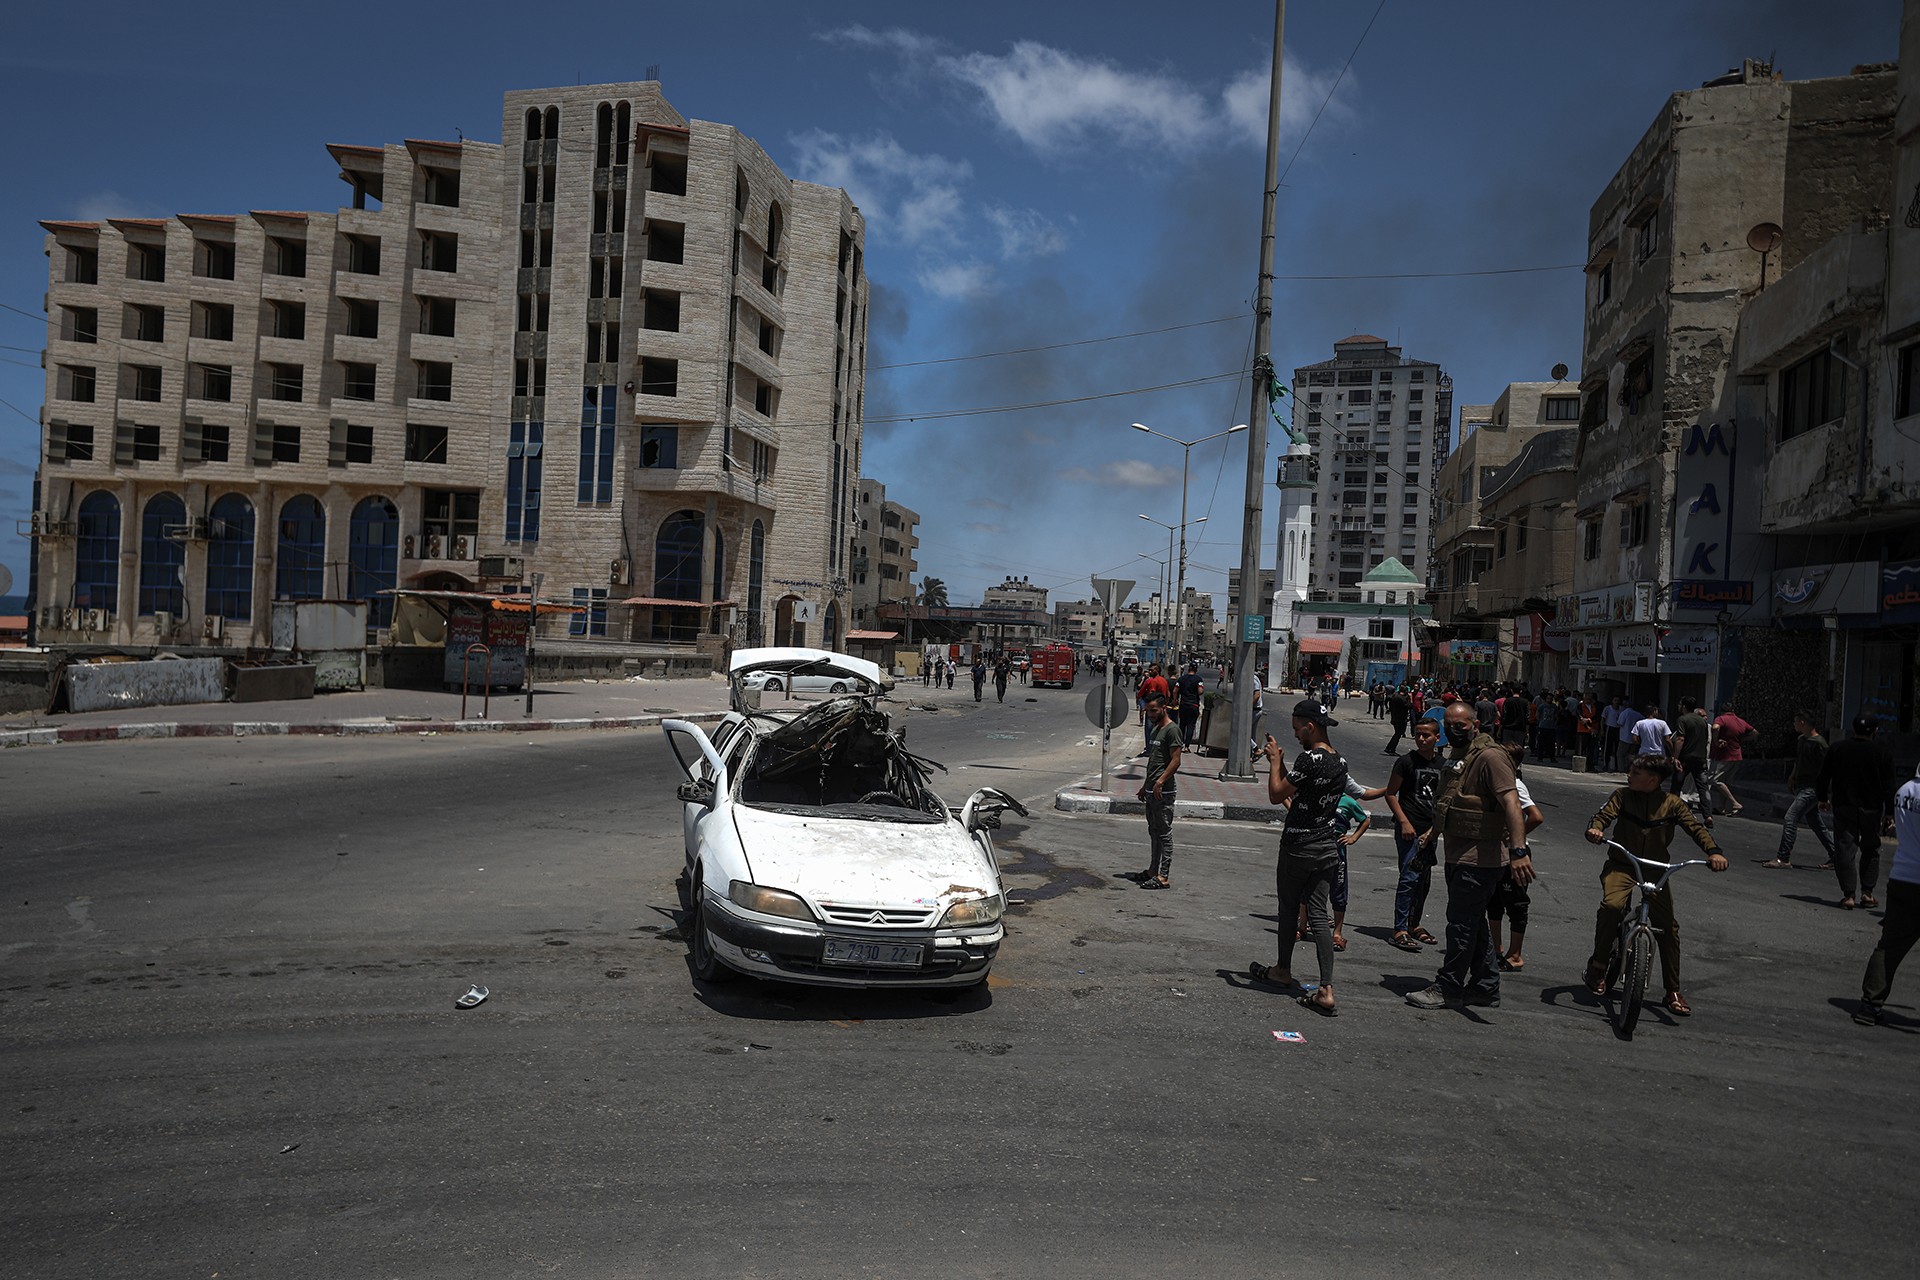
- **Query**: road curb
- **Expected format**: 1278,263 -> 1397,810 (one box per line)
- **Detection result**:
1053,789 -> 1281,823
0,710 -> 727,749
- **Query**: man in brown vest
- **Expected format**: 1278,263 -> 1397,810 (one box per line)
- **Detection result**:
1406,701 -> 1533,1010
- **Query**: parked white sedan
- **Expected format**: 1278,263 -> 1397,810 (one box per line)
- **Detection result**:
661,649 -> 1026,989
730,646 -> 888,698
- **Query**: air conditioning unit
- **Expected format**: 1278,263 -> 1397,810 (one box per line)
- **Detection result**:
83,608 -> 105,632
204,614 -> 224,642
63,608 -> 81,630
451,534 -> 471,559
154,610 -> 174,637
610,558 -> 632,585
478,555 -> 524,579
425,534 -> 444,559
165,517 -> 209,542
41,606 -> 61,629
402,534 -> 416,558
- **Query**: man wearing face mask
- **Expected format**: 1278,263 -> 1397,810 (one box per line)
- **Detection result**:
1405,702 -> 1533,1011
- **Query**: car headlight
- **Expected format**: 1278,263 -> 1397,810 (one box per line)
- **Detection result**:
728,880 -> 816,921
939,894 -> 1004,928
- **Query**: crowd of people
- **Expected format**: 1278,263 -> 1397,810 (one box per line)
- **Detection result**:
1120,672 -> 1916,1028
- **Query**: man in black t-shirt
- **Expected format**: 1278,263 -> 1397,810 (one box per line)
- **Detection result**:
1121,692 -> 1185,891
1384,717 -> 1445,950
1386,687 -> 1411,754
1248,699 -> 1350,1017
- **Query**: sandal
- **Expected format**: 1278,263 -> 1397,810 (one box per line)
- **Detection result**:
1583,960 -> 1610,997
1332,934 -> 1348,952
1298,992 -> 1339,1018
1663,991 -> 1692,1017
1138,877 -> 1170,890
1499,954 -> 1525,971
1411,929 -> 1439,946
1861,894 -> 1880,909
1841,898 -> 1856,911
1758,859 -> 1792,869
1248,962 -> 1301,991
1389,931 -> 1422,953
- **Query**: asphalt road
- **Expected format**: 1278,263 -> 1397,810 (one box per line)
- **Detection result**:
3,685 -> 1913,1278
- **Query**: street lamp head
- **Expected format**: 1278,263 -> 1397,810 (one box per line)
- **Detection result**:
1192,516 -> 1208,524
1130,422 -> 1152,433
1226,423 -> 1249,434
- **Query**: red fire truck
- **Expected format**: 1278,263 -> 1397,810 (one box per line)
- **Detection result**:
1030,644 -> 1077,689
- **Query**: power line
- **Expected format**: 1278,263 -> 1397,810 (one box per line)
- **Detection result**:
1276,0 -> 1387,190
869,314 -> 1246,371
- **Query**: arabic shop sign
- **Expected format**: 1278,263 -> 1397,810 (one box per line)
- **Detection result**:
1448,639 -> 1497,666
1770,561 -> 1881,617
1670,579 -> 1753,609
1656,625 -> 1718,674
1609,627 -> 1657,672
1884,560 -> 1920,624
1556,581 -> 1655,629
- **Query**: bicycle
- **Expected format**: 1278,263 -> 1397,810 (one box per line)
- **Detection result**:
1598,839 -> 1710,1038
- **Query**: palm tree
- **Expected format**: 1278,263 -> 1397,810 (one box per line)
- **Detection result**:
919,578 -> 949,609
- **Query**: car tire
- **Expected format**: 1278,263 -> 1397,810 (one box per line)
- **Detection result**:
689,885 -> 737,985
763,678 -> 782,693
831,682 -> 848,694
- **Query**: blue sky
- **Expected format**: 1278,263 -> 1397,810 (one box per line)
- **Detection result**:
0,0 -> 1902,610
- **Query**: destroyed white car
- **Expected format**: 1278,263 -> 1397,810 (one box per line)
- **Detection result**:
662,648 -> 1026,989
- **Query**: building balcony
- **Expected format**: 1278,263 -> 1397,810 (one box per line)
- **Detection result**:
1737,230 -> 1885,375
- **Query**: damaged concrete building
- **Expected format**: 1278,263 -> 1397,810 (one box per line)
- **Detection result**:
28,81 -> 869,667
1566,56 -> 1903,730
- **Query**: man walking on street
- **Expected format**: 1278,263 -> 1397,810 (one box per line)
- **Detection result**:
1672,696 -> 1712,825
1121,692 -> 1183,892
1819,714 -> 1900,910
1384,717 -> 1445,953
1856,759 -> 1920,1026
1407,702 -> 1534,1010
1762,713 -> 1835,869
1706,700 -> 1754,816
1175,662 -> 1204,747
971,657 -> 986,702
1386,685 -> 1411,755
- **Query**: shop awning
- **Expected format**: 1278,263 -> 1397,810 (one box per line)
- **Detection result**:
843,630 -> 899,641
615,596 -> 712,608
1297,636 -> 1344,655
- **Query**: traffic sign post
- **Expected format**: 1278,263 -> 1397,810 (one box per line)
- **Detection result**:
1090,577 -> 1134,793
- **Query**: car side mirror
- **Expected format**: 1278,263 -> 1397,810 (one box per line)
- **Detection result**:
676,778 -> 716,808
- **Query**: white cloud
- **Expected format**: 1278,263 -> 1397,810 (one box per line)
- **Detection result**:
788,130 -> 971,245
917,261 -> 996,299
1222,56 -> 1359,151
1060,460 -> 1180,487
823,28 -> 1352,156
985,206 -> 1067,259
73,191 -> 144,221
965,521 -> 1005,535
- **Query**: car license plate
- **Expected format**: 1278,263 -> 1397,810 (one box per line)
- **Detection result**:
819,937 -> 923,968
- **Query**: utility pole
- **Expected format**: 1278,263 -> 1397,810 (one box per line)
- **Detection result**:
1227,0 -> 1284,780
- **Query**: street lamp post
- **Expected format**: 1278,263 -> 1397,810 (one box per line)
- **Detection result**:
1140,512 -> 1207,664
1138,550 -> 1169,663
1133,423 -> 1246,665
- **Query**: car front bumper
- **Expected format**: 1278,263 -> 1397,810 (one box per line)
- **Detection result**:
702,896 -> 1001,987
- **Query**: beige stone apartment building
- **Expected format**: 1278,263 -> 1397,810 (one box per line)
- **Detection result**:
849,478 -> 918,631
29,81 -> 868,656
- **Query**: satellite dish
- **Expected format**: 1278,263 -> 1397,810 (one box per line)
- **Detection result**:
1550,362 -> 1569,382
1746,222 -> 1784,254
0,564 -> 12,597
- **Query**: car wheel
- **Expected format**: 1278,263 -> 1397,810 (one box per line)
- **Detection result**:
763,678 -> 782,693
831,681 -> 849,694
689,891 -> 737,984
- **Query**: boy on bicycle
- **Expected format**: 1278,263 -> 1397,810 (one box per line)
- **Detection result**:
1583,753 -> 1728,1016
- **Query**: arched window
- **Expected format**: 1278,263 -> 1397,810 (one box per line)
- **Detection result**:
595,102 -> 613,168
766,202 -> 784,259
75,491 -> 121,614
525,108 -> 542,140
711,527 -> 726,602
349,496 -> 399,631
206,495 -> 255,621
544,106 -> 558,139
653,510 -> 703,643
824,600 -> 840,651
276,496 -> 325,600
735,169 -> 749,216
137,492 -> 186,617
614,101 -> 631,167
747,520 -> 766,644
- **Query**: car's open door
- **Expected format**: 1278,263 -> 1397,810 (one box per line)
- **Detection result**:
662,719 -> 729,855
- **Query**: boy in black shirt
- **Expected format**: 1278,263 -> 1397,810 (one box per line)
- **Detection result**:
1384,718 -> 1445,951
1248,699 -> 1350,1016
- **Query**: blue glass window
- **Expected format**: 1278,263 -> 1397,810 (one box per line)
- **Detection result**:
506,419 -> 543,542
578,385 -> 615,503
276,496 -> 326,600
569,586 -> 608,638
75,491 -> 121,613
206,494 -> 255,621
349,496 -> 398,632
652,509 -> 702,643
138,492 -> 187,617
